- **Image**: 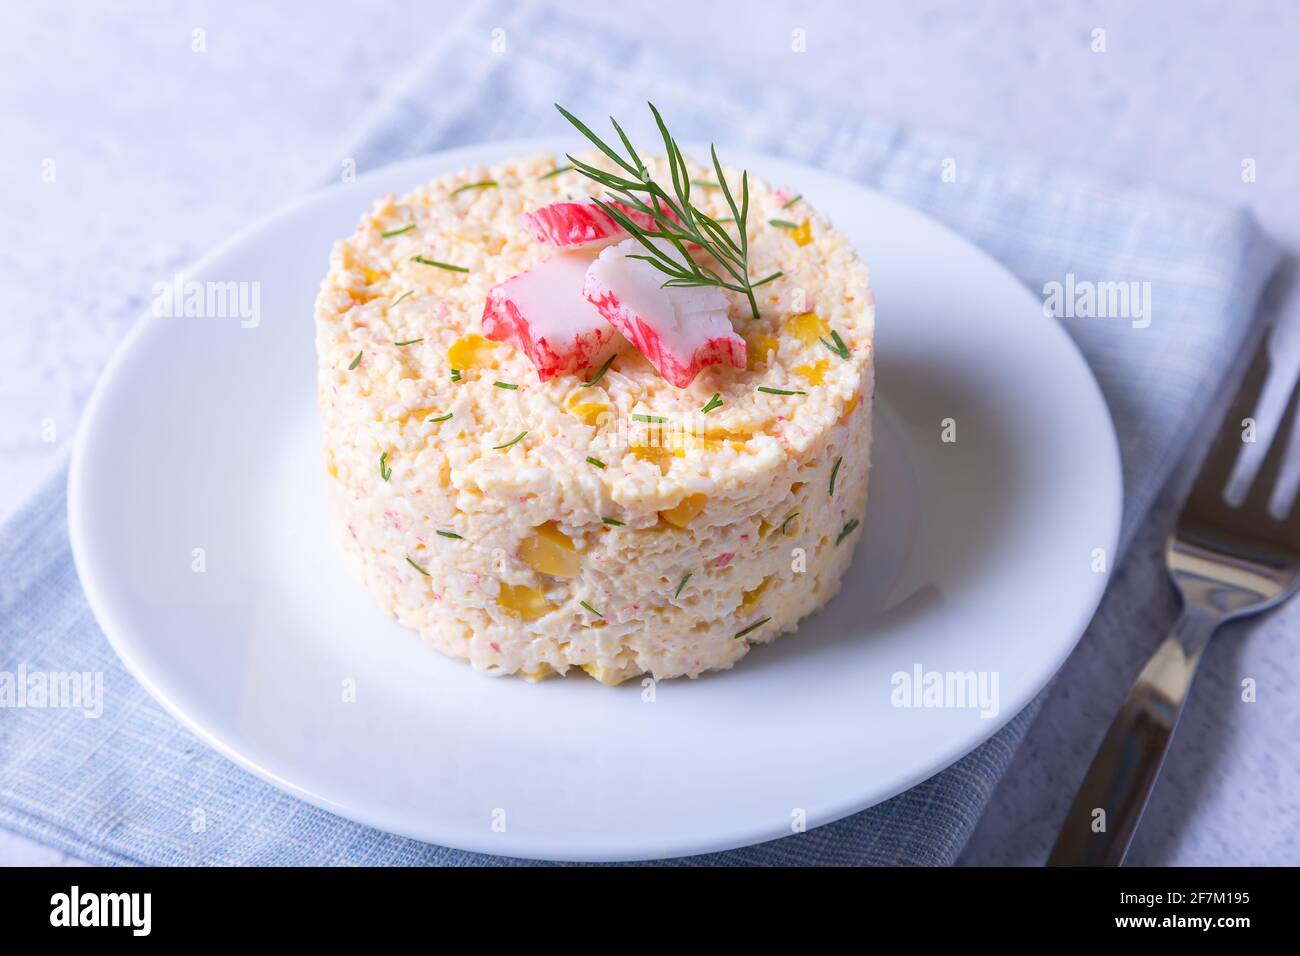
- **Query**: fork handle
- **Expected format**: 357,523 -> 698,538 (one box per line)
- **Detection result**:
1047,607 -> 1219,866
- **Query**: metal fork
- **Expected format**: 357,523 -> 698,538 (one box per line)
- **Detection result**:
1048,325 -> 1300,866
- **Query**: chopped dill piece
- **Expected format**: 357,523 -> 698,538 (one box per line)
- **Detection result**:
821,329 -> 850,359
493,431 -> 527,450
451,180 -> 498,195
735,617 -> 770,639
583,353 -> 616,386
411,255 -> 469,273
836,519 -> 860,546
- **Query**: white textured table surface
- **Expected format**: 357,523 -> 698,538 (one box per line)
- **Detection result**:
3,0 -> 1297,866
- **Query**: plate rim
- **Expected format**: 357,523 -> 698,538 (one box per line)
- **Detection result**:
68,138 -> 1123,861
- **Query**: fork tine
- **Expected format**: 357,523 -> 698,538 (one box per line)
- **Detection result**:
1183,326 -> 1274,520
1248,367 -> 1300,520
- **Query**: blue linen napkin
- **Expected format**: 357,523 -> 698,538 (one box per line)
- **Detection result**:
0,0 -> 1281,865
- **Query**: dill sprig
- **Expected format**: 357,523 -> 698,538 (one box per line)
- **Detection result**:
579,600 -> 604,618
735,617 -> 770,640
701,393 -> 723,414
556,102 -> 779,320
836,518 -> 860,546
348,351 -> 362,370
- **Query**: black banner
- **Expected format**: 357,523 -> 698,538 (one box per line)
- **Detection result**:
0,865 -> 1278,940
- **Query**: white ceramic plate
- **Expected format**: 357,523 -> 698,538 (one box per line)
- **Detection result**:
69,139 -> 1121,862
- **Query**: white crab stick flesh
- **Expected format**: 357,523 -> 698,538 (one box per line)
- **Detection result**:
582,238 -> 745,388
521,200 -> 680,250
481,252 -> 618,381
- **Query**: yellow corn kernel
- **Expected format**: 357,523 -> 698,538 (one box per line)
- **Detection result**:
361,266 -> 384,285
564,391 -> 610,426
757,518 -> 773,539
447,333 -> 497,369
683,434 -> 720,455
497,583 -> 552,620
744,331 -> 779,370
519,521 -> 581,578
630,443 -> 682,472
716,428 -> 754,453
794,359 -> 830,386
789,218 -> 813,246
741,575 -> 772,610
519,663 -> 555,682
581,661 -> 635,685
786,311 -> 830,347
660,493 -> 708,528
708,426 -> 753,442
842,393 -> 859,420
